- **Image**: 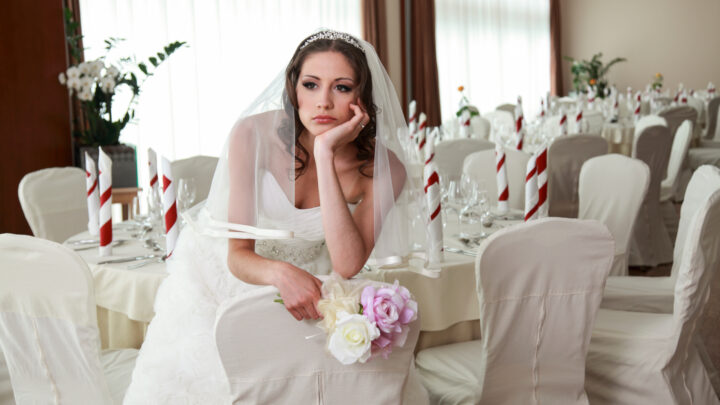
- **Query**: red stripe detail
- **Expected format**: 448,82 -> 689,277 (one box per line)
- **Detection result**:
162,175 -> 172,192
536,149 -> 547,174
516,117 -> 523,133
524,203 -> 539,221
418,121 -> 427,130
424,171 -> 439,193
463,119 -> 470,126
425,153 -> 435,165
99,221 -> 112,246
418,138 -> 426,149
100,187 -> 112,205
559,116 -> 566,125
516,138 -> 524,150
538,183 -> 547,206
165,202 -> 177,233
498,187 -> 509,201
86,170 -> 91,178
430,204 -> 441,221
87,180 -> 97,197
525,167 -> 536,182
409,114 -> 417,123
496,154 -> 506,172
150,174 -> 158,187
576,112 -> 583,121
635,106 -> 641,114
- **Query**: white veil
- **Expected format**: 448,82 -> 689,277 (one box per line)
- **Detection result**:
187,30 -> 412,265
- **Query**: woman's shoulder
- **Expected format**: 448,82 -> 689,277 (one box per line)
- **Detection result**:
228,109 -> 292,150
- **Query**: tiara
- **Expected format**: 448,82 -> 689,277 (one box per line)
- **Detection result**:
301,30 -> 365,53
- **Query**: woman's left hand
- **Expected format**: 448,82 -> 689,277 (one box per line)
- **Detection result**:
314,99 -> 369,154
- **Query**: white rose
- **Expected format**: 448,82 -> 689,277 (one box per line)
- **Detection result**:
66,66 -> 80,80
78,87 -> 93,101
327,312 -> 379,365
79,76 -> 94,91
106,66 -> 120,79
66,77 -> 81,92
78,62 -> 91,76
90,60 -> 104,78
100,76 -> 115,94
58,72 -> 66,85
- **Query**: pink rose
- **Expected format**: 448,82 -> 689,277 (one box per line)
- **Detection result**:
361,281 -> 418,358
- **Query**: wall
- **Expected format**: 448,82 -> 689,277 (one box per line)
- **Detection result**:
0,1 -> 72,234
561,0 -> 720,94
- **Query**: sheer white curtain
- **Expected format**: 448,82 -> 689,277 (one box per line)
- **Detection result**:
79,0 -> 361,191
435,0 -> 550,122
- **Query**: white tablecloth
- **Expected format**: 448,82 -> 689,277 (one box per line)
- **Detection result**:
600,122 -> 634,155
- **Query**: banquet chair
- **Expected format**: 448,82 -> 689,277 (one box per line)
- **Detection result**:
463,147 -> 530,211
628,124 -> 673,267
602,165 -> 720,313
683,99 -> 720,198
482,110 -> 514,141
579,154 -> 649,276
0,234 -> 138,404
214,282 -> 428,405
170,155 -> 219,205
0,354 -> 12,405
585,174 -> 720,405
699,97 -> 720,145
17,167 -> 88,243
686,96 -> 706,140
471,115 -> 491,140
659,105 -> 697,141
415,218 -> 614,405
660,120 -> 694,242
633,114 -> 667,139
547,135 -> 609,218
494,103 -> 515,115
582,110 -> 604,135
435,138 -> 494,181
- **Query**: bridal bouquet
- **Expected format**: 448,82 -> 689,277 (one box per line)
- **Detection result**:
316,276 -> 418,365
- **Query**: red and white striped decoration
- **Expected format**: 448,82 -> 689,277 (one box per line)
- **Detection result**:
459,109 -> 471,138
161,157 -> 179,258
417,112 -> 428,153
535,146 -> 548,218
494,144 -> 509,215
559,113 -> 568,136
626,87 -> 633,112
708,82 -> 716,100
575,107 -> 584,134
408,100 -> 418,141
681,90 -> 688,104
587,85 -> 596,109
524,155 -> 539,222
515,96 -> 524,150
98,148 -> 113,256
425,127 -> 439,165
540,98 -> 546,118
148,148 -> 159,197
85,152 -> 100,236
613,95 -> 620,118
634,92 -> 642,122
423,159 -> 444,265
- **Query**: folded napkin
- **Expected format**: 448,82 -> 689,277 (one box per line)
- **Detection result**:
575,106 -> 584,134
495,144 -> 509,215
423,158 -> 443,266
85,152 -> 99,236
539,97 -> 546,119
515,96 -> 524,150
708,82 -> 716,100
459,109 -> 471,138
408,100 -> 417,141
98,148 -> 113,256
524,155 -> 538,221
559,112 -> 568,136
148,147 -> 159,196
587,85 -> 596,109
535,146 -> 548,218
161,156 -> 179,258
425,127 -> 439,165
634,92 -> 642,123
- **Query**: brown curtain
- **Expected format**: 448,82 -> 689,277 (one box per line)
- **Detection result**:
362,0 -> 389,70
63,0 -> 87,164
401,0 -> 441,126
549,0 -> 563,96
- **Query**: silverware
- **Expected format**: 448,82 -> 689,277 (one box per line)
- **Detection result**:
97,254 -> 160,265
67,239 -> 99,245
443,246 -> 477,257
127,254 -> 167,270
73,239 -> 128,251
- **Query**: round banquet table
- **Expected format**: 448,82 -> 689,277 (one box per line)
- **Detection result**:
66,213 -> 522,351
600,122 -> 634,155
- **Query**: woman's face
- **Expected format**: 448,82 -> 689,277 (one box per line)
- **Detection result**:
296,51 -> 359,137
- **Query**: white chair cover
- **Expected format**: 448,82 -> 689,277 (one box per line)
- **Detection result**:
170,155 -> 219,204
0,234 -> 137,404
700,97 -> 720,143
17,167 -> 88,243
659,105 -> 697,141
547,135 -> 608,218
471,116 -> 491,140
634,114 -> 667,139
586,175 -> 720,405
602,165 -> 720,313
686,96 -> 705,140
629,124 -> 674,266
214,281 -> 428,405
415,218 -> 614,404
482,110 -> 514,141
583,110 -> 605,134
434,138 -> 494,181
661,120 -> 694,202
579,155 -> 649,276
463,147 -> 530,210
0,353 -> 13,405
495,103 -> 515,115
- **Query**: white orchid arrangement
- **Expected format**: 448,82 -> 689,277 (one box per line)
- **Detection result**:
60,9 -> 185,146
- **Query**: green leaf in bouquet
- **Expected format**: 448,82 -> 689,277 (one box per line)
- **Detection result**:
138,63 -> 148,75
149,56 -> 158,67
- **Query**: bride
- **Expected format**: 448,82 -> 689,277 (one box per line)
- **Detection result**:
124,30 -> 413,403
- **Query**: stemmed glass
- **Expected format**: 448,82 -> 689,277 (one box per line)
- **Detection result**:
177,178 -> 197,213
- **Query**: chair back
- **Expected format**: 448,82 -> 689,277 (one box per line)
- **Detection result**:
659,106 -> 697,141
463,147 -> 530,210
706,97 -> 720,141
495,103 -> 515,115
471,116 -> 491,140
579,155 -> 650,276
170,155 -> 219,204
583,110 -> 605,135
0,234 -> 112,404
634,114 -> 667,139
482,110 -> 514,140
474,218 -> 614,404
435,139 -> 494,181
18,167 -> 88,242
215,281 -> 424,405
670,167 -> 720,366
547,135 -> 608,218
661,120 -> 693,199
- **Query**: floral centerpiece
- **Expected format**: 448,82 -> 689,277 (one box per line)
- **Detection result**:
652,73 -> 664,90
455,85 -> 480,118
311,276 -> 417,365
564,53 -> 626,99
60,9 -> 186,147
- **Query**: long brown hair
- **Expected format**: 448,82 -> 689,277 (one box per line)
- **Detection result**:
281,33 -> 376,178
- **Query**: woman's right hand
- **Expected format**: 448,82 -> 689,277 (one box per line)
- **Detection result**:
273,263 -> 324,321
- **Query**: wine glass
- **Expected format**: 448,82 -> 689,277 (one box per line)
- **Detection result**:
177,178 -> 197,212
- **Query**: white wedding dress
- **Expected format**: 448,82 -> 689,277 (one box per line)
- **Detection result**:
123,173 -> 341,404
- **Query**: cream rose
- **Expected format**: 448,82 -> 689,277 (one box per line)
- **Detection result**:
327,311 -> 380,365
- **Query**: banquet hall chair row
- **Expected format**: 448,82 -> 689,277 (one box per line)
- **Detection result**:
0,234 -> 138,404
660,105 -> 697,142
434,138 -> 494,181
660,120 -> 694,241
415,218 -> 615,404
463,147 -> 530,210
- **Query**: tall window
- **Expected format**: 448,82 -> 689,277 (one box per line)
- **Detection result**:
435,0 -> 550,121
79,0 -> 361,187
